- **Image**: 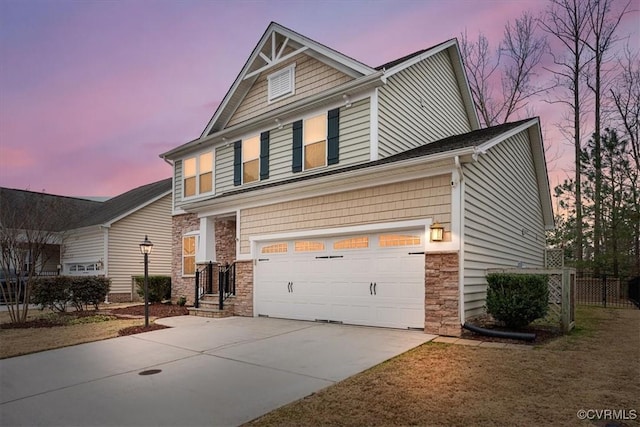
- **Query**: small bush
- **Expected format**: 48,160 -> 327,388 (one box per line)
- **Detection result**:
177,296 -> 187,306
32,276 -> 110,312
32,276 -> 71,312
134,276 -> 171,303
70,277 -> 111,311
485,273 -> 549,329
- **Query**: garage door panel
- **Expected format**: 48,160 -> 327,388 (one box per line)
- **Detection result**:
255,229 -> 426,329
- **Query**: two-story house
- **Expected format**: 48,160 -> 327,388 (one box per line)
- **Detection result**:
160,22 -> 554,336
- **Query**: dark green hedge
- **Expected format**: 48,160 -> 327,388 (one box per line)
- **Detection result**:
485,273 -> 549,329
32,276 -> 111,312
133,275 -> 171,303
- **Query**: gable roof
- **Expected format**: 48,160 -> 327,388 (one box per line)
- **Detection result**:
0,178 -> 172,231
0,188 -> 102,232
72,178 -> 172,228
201,22 -> 376,137
160,28 -> 479,160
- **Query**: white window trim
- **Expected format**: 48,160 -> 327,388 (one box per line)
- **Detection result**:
267,63 -> 296,103
182,231 -> 199,277
242,135 -> 261,185
303,112 -> 328,171
182,149 -> 215,200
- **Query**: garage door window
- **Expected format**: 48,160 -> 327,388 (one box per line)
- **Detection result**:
294,241 -> 325,252
262,243 -> 288,254
379,234 -> 421,247
333,236 -> 368,250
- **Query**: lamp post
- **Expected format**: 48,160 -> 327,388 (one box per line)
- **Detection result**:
139,235 -> 154,327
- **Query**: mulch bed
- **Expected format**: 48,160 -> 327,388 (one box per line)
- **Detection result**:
0,303 -> 189,334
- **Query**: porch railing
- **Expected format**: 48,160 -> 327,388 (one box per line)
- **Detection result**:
194,262 -> 214,309
194,261 -> 236,310
218,262 -> 236,310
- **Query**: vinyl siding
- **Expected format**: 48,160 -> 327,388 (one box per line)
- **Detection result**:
107,194 -> 172,295
215,144 -> 235,194
378,50 -> 471,158
227,53 -> 353,127
62,227 -> 104,267
174,98 -> 371,207
240,174 -> 452,254
462,131 -> 545,318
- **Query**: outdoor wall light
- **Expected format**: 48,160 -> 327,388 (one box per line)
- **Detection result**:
139,235 -> 154,327
430,222 -> 444,242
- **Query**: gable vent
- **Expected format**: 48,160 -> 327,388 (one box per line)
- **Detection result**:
268,64 -> 295,102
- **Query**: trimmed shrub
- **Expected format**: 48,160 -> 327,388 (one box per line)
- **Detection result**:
485,273 -> 549,329
32,276 -> 71,312
32,276 -> 110,312
177,296 -> 187,307
134,276 -> 171,303
70,277 -> 111,311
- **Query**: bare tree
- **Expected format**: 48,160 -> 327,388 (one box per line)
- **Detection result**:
581,0 -> 630,273
0,190 -> 70,323
610,46 -> 640,275
461,11 -> 548,127
540,0 -> 591,268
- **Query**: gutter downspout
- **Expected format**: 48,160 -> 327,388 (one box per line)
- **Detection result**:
455,155 -> 465,326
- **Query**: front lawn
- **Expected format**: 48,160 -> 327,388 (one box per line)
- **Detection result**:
247,306 -> 640,426
0,303 -> 188,359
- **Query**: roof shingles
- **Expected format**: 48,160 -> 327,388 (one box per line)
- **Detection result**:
0,178 -> 172,231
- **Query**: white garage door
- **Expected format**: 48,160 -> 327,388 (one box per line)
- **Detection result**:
254,230 -> 425,329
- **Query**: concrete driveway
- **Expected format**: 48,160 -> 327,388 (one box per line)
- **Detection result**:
0,316 -> 435,426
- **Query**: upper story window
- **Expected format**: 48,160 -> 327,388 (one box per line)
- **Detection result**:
268,64 -> 295,102
304,114 -> 327,170
243,136 -> 260,184
292,108 -> 339,173
234,132 -> 269,187
183,151 -> 213,198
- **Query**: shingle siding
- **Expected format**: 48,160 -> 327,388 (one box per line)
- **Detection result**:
227,53 -> 353,127
378,50 -> 471,158
239,174 -> 452,254
462,130 -> 545,318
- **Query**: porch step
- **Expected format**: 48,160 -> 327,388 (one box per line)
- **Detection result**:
188,306 -> 234,318
197,295 -> 235,309
189,294 -> 235,318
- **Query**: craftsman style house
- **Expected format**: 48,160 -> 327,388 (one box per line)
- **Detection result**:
160,22 -> 553,336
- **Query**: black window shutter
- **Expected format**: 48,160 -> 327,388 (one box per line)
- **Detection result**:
292,120 -> 303,173
233,140 -> 242,186
260,131 -> 270,180
327,108 -> 340,165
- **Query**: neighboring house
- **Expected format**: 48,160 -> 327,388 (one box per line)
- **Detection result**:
160,22 -> 554,336
0,179 -> 172,302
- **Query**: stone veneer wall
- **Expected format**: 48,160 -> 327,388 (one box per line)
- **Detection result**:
215,219 -> 236,265
171,213 -> 200,304
425,251 -> 461,336
233,260 -> 253,316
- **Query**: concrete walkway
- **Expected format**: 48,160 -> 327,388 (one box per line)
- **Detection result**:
0,316 -> 435,426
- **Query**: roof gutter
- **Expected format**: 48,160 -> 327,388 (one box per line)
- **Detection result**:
160,70 -> 385,160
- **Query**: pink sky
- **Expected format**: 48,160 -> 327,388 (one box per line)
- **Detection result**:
0,0 -> 638,197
